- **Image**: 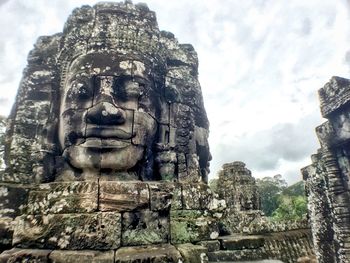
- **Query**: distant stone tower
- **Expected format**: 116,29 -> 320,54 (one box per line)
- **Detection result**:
217,161 -> 260,211
302,76 -> 350,263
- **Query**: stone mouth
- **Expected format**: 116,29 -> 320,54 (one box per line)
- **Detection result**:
85,127 -> 135,140
80,138 -> 131,149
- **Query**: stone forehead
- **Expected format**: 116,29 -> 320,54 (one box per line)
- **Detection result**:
67,53 -> 151,77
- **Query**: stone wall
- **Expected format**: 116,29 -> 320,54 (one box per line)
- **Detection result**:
302,76 -> 350,263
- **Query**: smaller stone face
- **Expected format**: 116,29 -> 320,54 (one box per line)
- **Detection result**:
217,162 -> 260,211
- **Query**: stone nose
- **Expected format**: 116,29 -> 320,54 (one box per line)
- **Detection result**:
86,101 -> 126,125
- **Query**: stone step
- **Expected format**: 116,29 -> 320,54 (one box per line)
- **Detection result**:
218,234 -> 265,250
208,248 -> 267,262
209,260 -> 283,263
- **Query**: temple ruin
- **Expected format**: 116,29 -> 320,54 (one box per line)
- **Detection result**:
0,1 -> 329,262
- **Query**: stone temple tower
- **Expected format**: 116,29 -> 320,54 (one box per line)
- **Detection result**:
302,76 -> 350,263
0,2 -> 223,262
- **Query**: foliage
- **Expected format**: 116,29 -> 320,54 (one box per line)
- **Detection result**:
257,175 -> 307,220
282,180 -> 305,196
271,195 -> 307,221
256,174 -> 287,216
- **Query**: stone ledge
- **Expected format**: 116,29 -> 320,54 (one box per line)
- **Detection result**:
0,248 -> 52,263
219,234 -> 265,250
114,244 -> 182,263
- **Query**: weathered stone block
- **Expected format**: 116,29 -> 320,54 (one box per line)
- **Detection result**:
114,244 -> 182,263
219,234 -> 265,250
207,248 -> 267,262
175,243 -> 208,263
26,181 -> 98,214
182,183 -> 213,210
13,212 -> 121,250
122,210 -> 169,246
0,248 -> 52,263
49,250 -> 114,263
170,210 -> 219,244
0,183 -> 30,217
148,182 -> 182,211
99,181 -> 149,212
196,240 -> 220,252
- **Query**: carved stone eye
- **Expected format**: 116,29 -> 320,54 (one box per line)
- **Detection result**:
113,77 -> 144,101
67,81 -> 93,102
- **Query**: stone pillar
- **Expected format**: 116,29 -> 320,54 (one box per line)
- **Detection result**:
303,76 -> 350,263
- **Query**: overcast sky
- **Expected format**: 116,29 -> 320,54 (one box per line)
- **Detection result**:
1,0 -> 350,184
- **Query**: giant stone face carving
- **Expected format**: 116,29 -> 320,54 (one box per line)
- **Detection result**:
3,1 -> 211,184
59,53 -> 158,179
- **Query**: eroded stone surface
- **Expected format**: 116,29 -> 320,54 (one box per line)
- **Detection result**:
303,76 -> 350,262
148,182 -> 182,211
219,234 -> 265,250
0,248 -> 52,263
114,244 -> 182,263
98,181 -> 149,212
182,183 -> 213,210
170,210 -> 219,244
121,210 -> 169,246
49,250 -> 114,263
175,243 -> 208,263
13,212 -> 121,250
196,240 -> 220,252
26,181 -> 98,214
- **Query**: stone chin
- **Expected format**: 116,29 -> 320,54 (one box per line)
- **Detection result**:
62,143 -> 145,172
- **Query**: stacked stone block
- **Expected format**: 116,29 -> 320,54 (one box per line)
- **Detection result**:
302,76 -> 350,263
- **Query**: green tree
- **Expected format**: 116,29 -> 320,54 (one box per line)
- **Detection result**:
271,195 -> 307,221
256,174 -> 287,216
282,180 -> 305,196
